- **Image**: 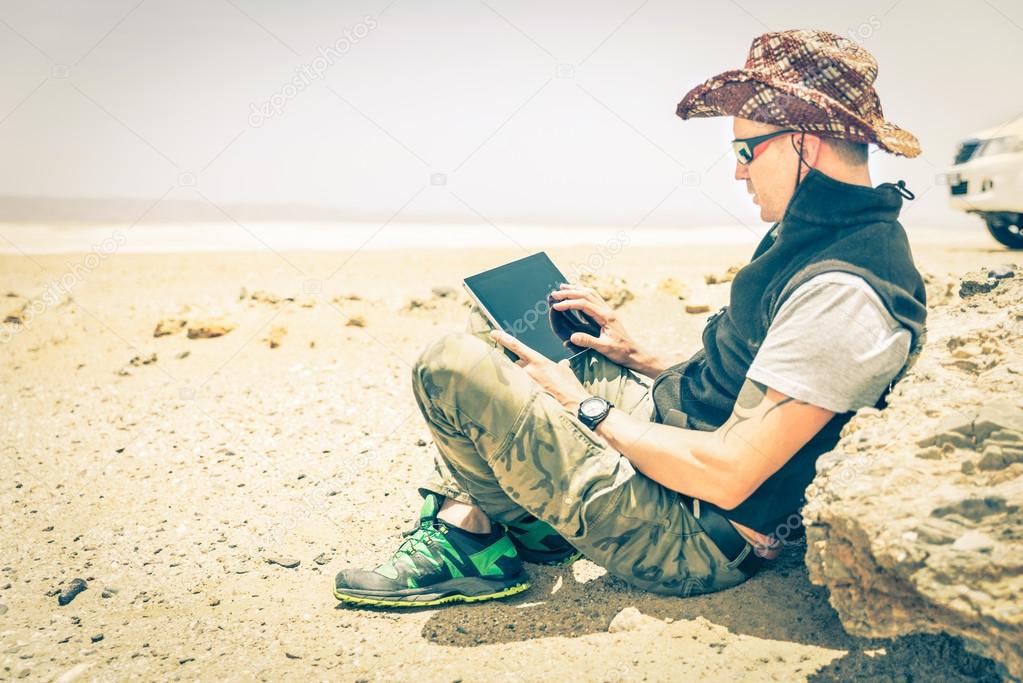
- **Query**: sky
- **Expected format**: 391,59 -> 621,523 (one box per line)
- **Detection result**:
0,0 -> 1021,231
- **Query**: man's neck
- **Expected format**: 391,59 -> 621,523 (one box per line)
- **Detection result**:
812,162 -> 872,188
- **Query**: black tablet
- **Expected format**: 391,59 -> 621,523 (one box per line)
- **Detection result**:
463,252 -> 601,363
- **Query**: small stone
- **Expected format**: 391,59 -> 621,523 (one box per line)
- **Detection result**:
175,350 -> 190,360
608,606 -> 665,633
704,264 -> 742,285
57,578 -> 87,606
988,265 -> 1015,280
209,598 -> 221,607
952,530 -> 995,553
685,304 -> 711,314
345,315 -> 366,328
657,277 -> 689,299
264,326 -> 287,349
0,604 -> 7,616
267,556 -> 301,569
128,353 -> 158,367
90,634 -> 104,643
285,651 -> 302,659
416,438 -> 428,447
431,285 -> 458,299
187,319 -> 236,339
313,553 -> 332,566
153,319 -> 187,337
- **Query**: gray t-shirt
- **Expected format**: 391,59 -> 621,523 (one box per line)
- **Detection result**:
745,271 -> 912,413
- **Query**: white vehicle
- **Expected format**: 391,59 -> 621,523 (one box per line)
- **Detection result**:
945,115 -> 1023,249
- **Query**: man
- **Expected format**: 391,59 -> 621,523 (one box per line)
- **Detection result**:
334,29 -> 928,607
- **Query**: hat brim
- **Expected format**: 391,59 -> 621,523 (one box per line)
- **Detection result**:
676,69 -> 921,158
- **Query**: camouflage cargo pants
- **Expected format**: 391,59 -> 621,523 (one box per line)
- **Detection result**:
411,307 -> 750,596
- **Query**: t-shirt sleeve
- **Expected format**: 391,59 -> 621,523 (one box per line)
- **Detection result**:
745,272 -> 912,413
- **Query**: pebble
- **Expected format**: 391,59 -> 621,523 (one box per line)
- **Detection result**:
0,603 -> 7,615
57,578 -> 87,606
346,315 -> 367,328
988,265 -> 1015,280
90,634 -> 104,643
431,285 -> 458,299
313,553 -> 332,566
267,556 -> 301,569
685,304 -> 711,314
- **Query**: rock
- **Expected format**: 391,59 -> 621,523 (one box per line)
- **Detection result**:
656,277 -> 689,300
607,607 -> 665,633
803,267 -> 1023,680
345,315 -> 366,328
209,597 -> 221,607
431,285 -> 458,299
703,263 -> 742,285
685,304 -> 711,314
187,320 -> 236,339
90,634 -> 104,643
54,662 -> 90,682
249,290 -> 282,305
57,578 -> 87,606
988,265 -> 1015,280
0,603 -> 7,615
128,353 -> 157,366
951,531 -> 995,553
313,552 -> 332,566
153,319 -> 186,337
264,326 -> 287,349
267,556 -> 300,569
176,350 -> 190,359
578,273 -> 634,309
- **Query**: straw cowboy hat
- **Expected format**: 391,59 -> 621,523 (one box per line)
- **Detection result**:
676,29 -> 921,158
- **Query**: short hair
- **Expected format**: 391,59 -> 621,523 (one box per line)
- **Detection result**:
824,137 -> 869,165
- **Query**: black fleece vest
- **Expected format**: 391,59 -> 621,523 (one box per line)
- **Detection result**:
651,168 -> 928,535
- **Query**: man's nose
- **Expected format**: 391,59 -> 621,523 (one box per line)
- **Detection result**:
734,161 -> 749,181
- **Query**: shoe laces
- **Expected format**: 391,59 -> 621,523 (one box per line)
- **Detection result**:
395,520 -> 448,561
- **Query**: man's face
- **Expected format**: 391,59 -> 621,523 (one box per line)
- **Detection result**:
732,117 -> 802,222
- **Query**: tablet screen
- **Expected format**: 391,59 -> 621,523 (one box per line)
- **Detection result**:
463,252 -> 590,363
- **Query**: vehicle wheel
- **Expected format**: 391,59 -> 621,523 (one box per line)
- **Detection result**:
985,213 -> 1023,249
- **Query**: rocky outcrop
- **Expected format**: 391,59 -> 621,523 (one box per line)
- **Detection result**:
803,265 -> 1023,681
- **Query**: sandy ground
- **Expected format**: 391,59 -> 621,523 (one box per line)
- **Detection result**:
0,229 -> 1013,681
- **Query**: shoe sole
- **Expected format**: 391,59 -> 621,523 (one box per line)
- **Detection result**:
334,576 -> 531,608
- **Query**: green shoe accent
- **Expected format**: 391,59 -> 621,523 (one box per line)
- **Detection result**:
334,493 -> 530,608
502,514 -> 582,566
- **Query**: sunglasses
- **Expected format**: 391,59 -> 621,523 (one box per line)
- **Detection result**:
731,129 -> 799,165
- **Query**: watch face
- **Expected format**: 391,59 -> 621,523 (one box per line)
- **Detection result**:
580,398 -> 606,417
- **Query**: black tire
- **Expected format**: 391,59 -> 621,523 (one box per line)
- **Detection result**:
985,213 -> 1023,249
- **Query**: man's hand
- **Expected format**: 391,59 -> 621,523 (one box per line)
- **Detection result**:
549,284 -> 668,378
489,329 -> 590,411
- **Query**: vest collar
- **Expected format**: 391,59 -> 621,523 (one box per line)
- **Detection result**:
780,167 -> 907,228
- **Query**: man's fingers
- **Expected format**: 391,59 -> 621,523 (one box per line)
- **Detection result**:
489,329 -> 542,364
570,332 -> 604,350
550,298 -> 610,325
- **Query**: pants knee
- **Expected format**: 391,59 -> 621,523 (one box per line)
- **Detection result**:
412,332 -> 492,400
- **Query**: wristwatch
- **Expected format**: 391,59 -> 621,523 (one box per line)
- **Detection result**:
577,396 -> 613,430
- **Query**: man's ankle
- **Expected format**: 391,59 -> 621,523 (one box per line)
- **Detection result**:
437,496 -> 493,534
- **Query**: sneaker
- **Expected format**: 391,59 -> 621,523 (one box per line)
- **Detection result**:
502,513 -> 582,566
333,494 -> 531,607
